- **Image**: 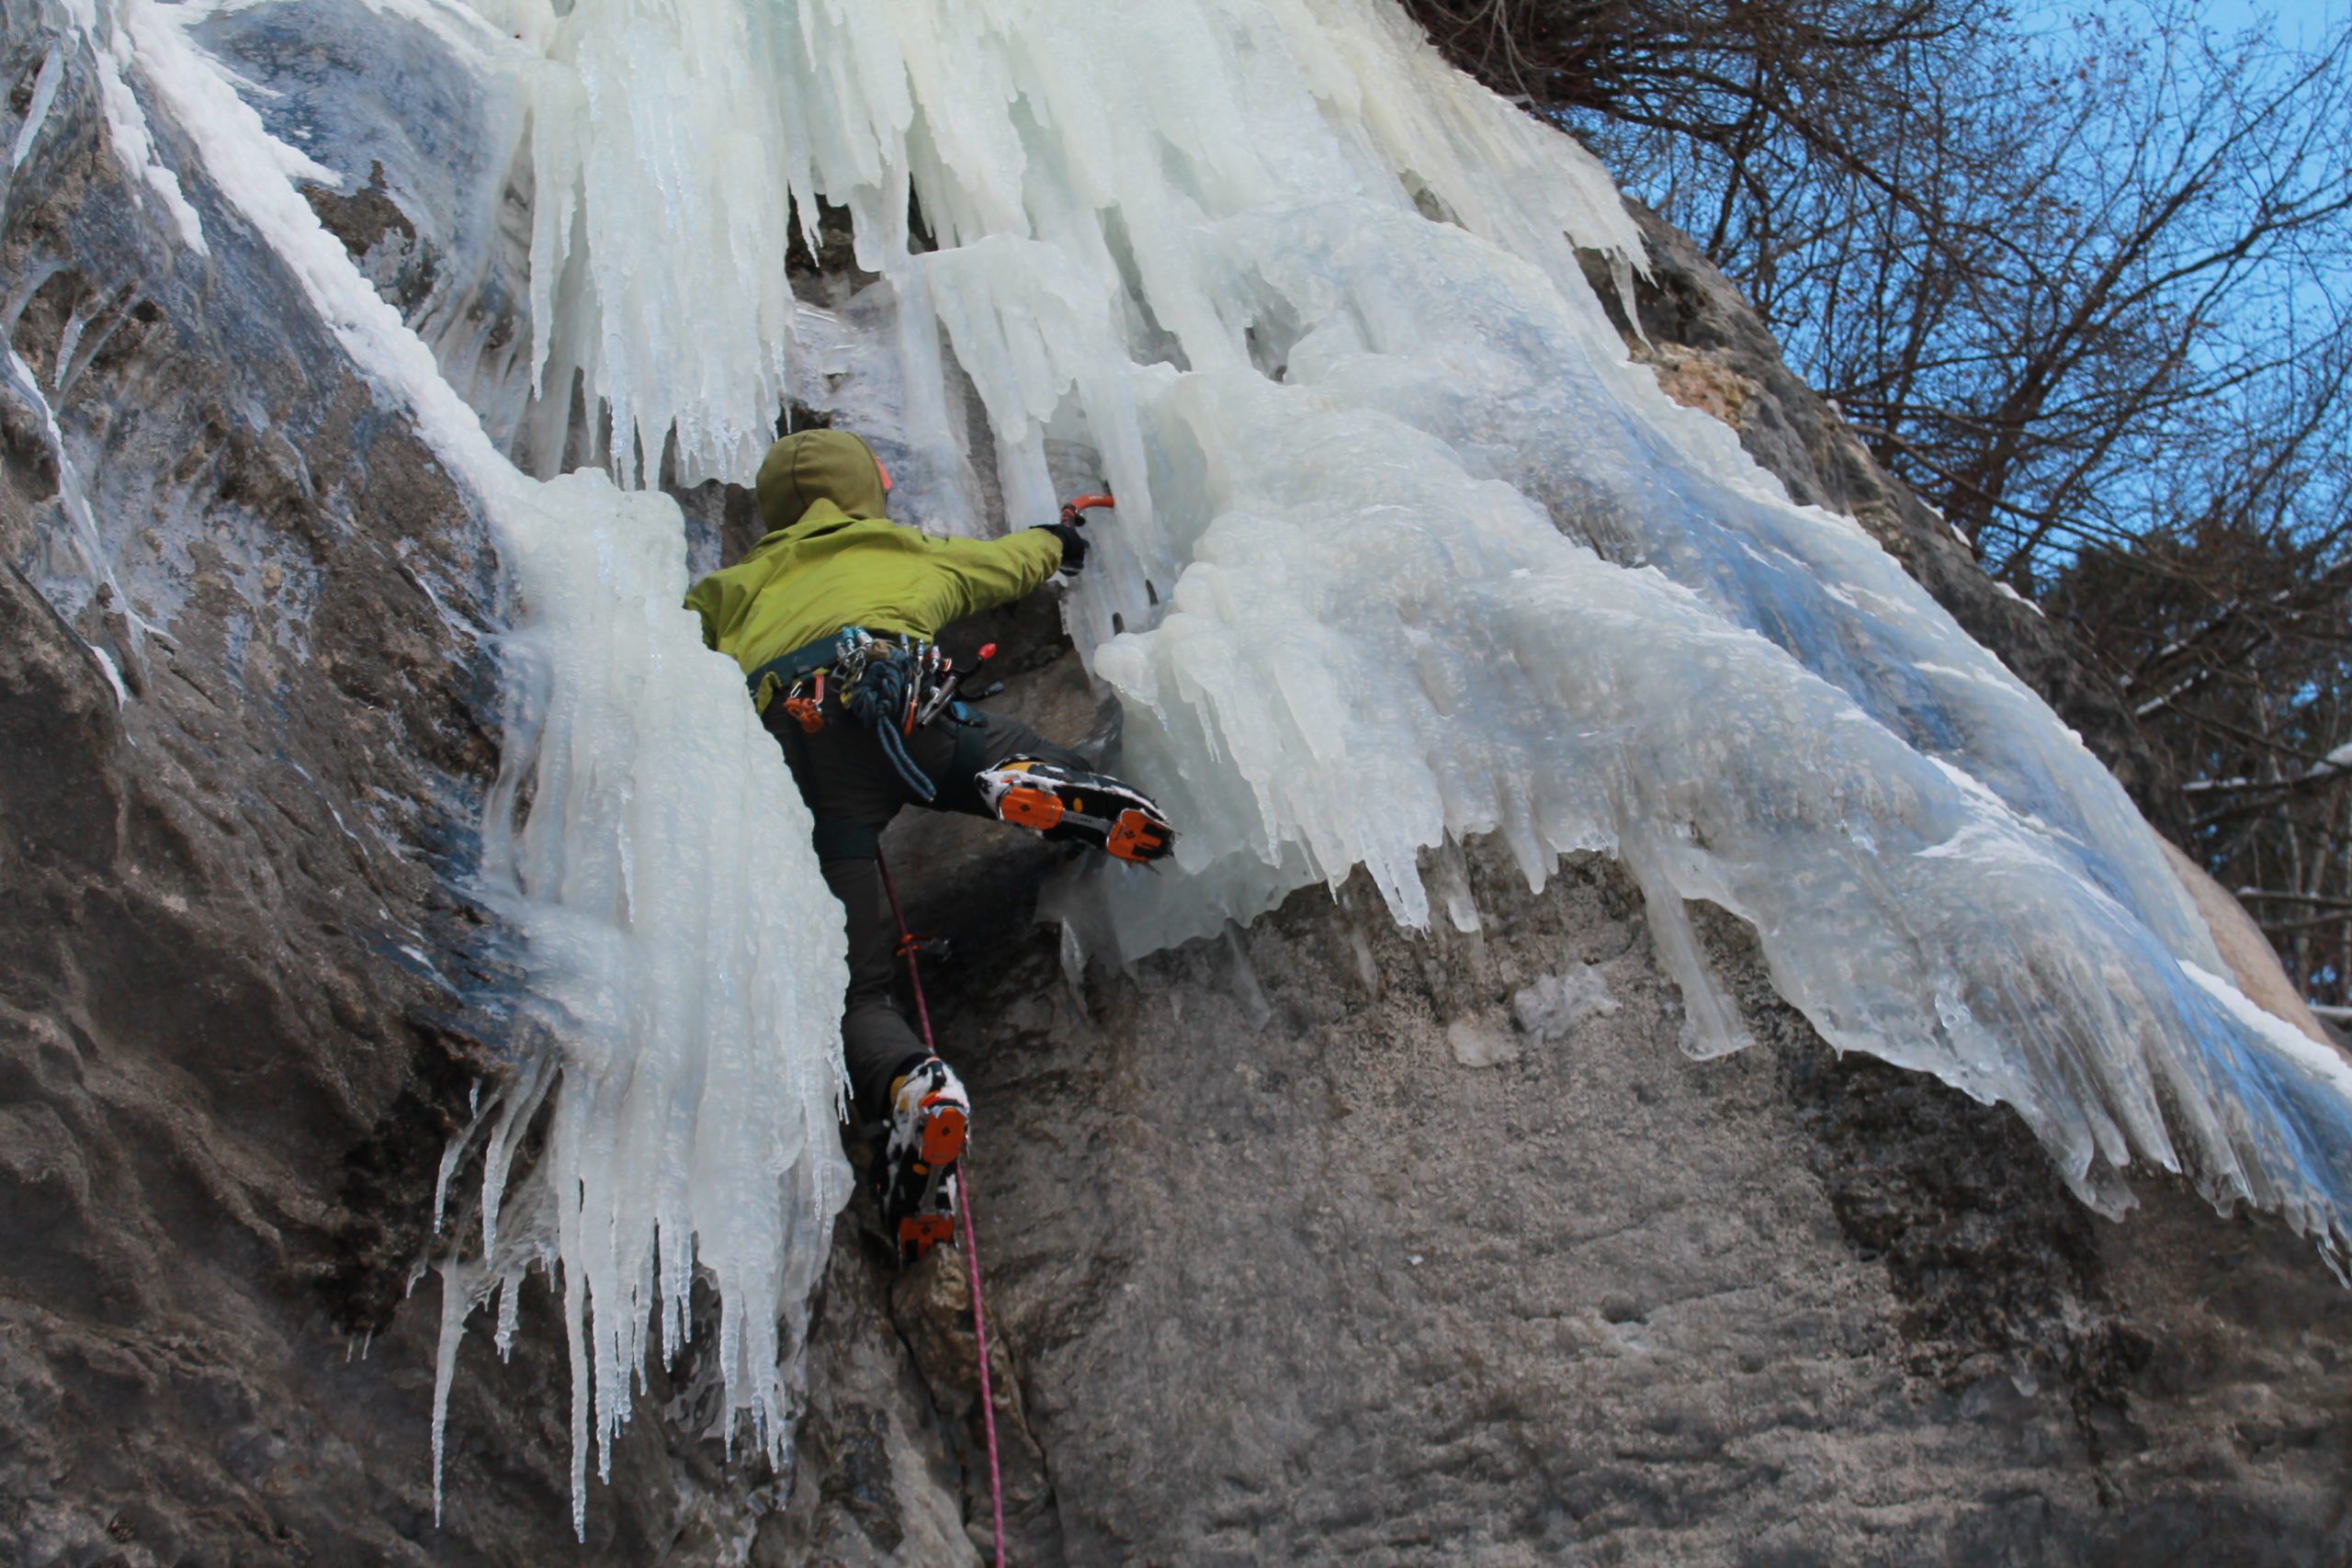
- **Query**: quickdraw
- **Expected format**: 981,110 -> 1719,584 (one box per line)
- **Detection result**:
782,668 -> 827,734
785,631 -> 1002,740
832,632 -> 935,798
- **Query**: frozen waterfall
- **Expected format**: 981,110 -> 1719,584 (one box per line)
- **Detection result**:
118,0 -> 853,1532
76,0 -> 2352,1529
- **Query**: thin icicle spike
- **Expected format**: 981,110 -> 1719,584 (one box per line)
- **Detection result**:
90,0 -> 2352,1538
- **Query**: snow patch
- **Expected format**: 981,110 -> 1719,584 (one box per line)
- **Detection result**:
1994,579 -> 2047,616
87,5 -> 206,252
2182,962 -> 2352,1105
85,643 -> 127,706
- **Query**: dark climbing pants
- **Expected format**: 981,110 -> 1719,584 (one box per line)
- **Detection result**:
765,702 -> 1089,1121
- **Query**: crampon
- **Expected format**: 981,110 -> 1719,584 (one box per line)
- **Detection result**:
975,756 -> 1175,863
878,1056 -> 968,1262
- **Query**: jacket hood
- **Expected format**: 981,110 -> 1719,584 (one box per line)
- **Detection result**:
755,429 -> 889,532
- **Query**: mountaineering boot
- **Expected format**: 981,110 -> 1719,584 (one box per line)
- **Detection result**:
975,756 -> 1176,863
879,1056 -> 969,1263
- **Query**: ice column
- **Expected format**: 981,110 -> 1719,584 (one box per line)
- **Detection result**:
121,0 -> 853,1532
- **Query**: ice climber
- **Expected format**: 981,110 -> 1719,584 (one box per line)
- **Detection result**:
687,428 -> 1176,1260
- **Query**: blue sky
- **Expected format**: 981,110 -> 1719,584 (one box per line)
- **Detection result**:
2033,0 -> 2349,41
2199,0 -> 2348,39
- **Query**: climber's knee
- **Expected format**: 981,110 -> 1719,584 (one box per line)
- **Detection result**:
811,818 -> 883,862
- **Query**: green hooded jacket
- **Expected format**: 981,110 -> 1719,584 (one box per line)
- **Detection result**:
685,430 -> 1065,710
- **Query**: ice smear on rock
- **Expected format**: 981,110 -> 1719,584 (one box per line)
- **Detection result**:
115,0 -> 851,1534
1447,1016 -> 1520,1069
464,0 -> 2350,1271
1515,967 -> 1622,1043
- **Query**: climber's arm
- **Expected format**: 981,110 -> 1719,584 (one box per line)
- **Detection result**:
683,573 -> 736,651
921,527 -> 1069,622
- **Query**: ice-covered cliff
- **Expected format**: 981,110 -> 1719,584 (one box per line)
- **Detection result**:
5,0 -> 2352,1561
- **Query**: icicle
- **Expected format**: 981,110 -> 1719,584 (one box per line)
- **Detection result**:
429,1256 -> 475,1525
12,43 -> 65,170
125,0 -> 851,1534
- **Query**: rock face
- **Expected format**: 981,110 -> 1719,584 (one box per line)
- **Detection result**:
3,17 -> 2348,1568
885,672 -> 2352,1566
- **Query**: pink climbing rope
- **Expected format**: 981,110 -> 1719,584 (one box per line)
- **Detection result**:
956,1171 -> 1008,1568
875,852 -> 1009,1568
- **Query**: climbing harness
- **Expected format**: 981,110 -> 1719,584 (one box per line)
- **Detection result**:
834,632 -> 939,798
876,851 -> 1008,1568
777,629 -> 998,798
756,490 -> 1110,740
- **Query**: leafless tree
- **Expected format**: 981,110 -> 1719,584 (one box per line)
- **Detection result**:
1407,0 -> 2352,1008
2053,326 -> 2352,1012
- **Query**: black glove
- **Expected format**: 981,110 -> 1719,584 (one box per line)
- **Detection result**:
1036,521 -> 1089,574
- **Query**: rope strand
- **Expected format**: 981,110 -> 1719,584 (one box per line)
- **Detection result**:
958,1176 -> 1007,1568
875,852 -> 1008,1567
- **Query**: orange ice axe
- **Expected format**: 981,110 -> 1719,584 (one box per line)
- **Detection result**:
1058,492 -> 1115,528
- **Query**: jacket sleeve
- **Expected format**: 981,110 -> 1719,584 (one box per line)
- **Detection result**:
920,527 -> 1065,622
683,573 -> 732,651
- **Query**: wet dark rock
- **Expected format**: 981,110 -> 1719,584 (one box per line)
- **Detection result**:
305,160 -> 438,315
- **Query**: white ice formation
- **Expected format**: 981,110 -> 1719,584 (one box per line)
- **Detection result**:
68,0 -> 2352,1531
102,0 -> 852,1533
